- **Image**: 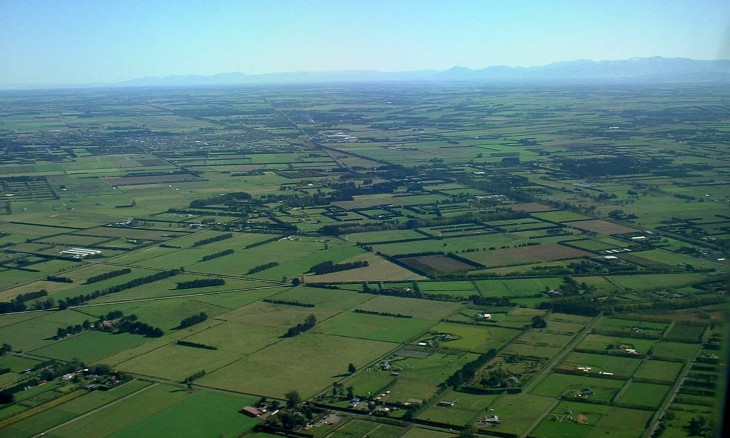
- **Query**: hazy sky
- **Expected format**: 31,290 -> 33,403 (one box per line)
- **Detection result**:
1,0 -> 728,86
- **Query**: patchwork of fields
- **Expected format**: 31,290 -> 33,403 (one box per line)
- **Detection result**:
0,84 -> 727,437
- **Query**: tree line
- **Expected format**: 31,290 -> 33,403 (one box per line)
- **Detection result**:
444,348 -> 497,388
192,233 -> 232,247
177,312 -> 208,328
0,289 -> 49,314
59,268 -> 184,309
176,278 -> 225,289
247,262 -> 279,274
200,249 -> 234,262
353,309 -> 412,319
309,260 -> 368,275
263,299 -> 314,308
283,314 -> 317,337
85,268 -> 131,284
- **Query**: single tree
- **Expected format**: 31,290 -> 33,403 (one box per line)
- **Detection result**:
348,363 -> 356,374
285,390 -> 301,408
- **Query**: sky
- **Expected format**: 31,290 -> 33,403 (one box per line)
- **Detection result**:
1,0 -> 728,86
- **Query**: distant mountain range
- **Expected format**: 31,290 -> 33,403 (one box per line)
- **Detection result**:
6,57 -> 730,90
114,57 -> 730,88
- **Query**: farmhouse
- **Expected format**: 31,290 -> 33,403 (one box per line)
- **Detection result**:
241,406 -> 263,417
483,415 -> 500,424
59,247 -> 102,258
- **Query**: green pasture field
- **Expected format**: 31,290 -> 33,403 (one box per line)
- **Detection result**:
108,390 -> 260,438
114,343 -> 243,382
346,371 -> 396,398
198,333 -> 395,398
266,286 -> 372,310
400,428 -> 456,438
329,418 -> 404,438
0,380 -> 151,437
548,313 -> 593,324
182,321 -> 280,355
634,359 -> 684,383
72,297 -> 230,331
418,391 -> 500,425
542,319 -> 586,335
617,382 -> 670,408
664,324 -> 706,343
0,311 -> 91,352
352,295 -> 463,320
558,351 -> 643,377
531,373 -> 625,401
219,299 -> 339,330
502,342 -> 562,359
45,384 -> 194,438
597,317 -> 668,332
473,277 -> 563,297
30,331 -> 148,363
650,341 -> 701,360
0,354 -> 41,373
88,276 -> 272,303
314,312 -> 436,343
564,237 -> 630,251
424,322 -> 520,353
418,280 -> 476,295
577,334 -> 658,354
485,394 -> 557,436
391,352 -> 479,387
531,210 -> 592,223
623,250 -> 723,271
240,238 -> 365,280
515,330 -> 574,348
532,401 -> 653,438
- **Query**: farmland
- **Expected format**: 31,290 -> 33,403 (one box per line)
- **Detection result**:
0,83 -> 727,437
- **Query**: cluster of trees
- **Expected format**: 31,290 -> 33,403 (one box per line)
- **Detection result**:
85,268 -> 131,284
259,390 -> 315,431
247,262 -> 279,274
444,348 -> 497,388
263,299 -> 314,308
200,249 -> 234,261
309,260 -> 368,275
116,319 -> 164,338
96,310 -> 164,338
192,233 -> 232,247
0,359 -> 114,404
608,209 -> 639,221
46,275 -> 73,283
470,295 -> 513,307
353,309 -> 412,319
331,381 -> 355,399
177,312 -> 208,328
59,268 -> 183,309
283,314 -> 317,337
56,322 -> 90,339
531,315 -> 547,328
539,294 -> 612,316
0,289 -> 49,314
189,191 -> 251,208
176,340 -> 217,350
182,370 -> 206,384
559,156 -> 671,177
176,278 -> 225,289
557,276 -> 595,295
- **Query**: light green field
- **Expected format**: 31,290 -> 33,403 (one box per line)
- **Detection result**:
199,333 -> 395,398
